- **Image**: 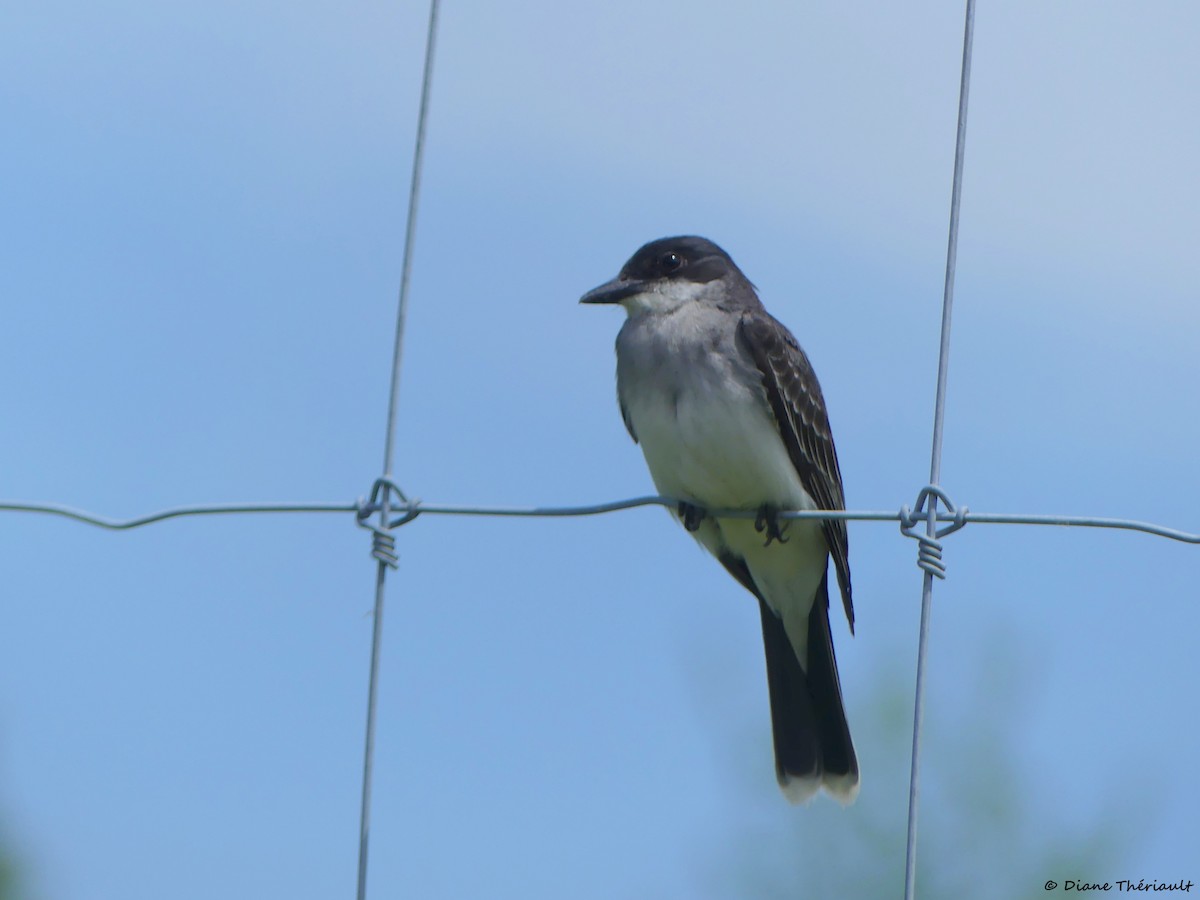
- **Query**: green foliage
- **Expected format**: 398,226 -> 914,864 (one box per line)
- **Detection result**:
0,848 -> 16,900
694,638 -> 1139,900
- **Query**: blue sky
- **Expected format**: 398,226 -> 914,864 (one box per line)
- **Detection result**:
3,1 -> 1198,897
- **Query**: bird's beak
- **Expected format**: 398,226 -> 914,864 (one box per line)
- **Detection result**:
579,277 -> 644,305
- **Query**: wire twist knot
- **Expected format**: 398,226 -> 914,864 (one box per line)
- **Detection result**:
899,485 -> 968,579
356,477 -> 422,568
370,529 -> 399,568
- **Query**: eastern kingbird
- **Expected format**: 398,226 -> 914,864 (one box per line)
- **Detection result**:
581,236 -> 858,804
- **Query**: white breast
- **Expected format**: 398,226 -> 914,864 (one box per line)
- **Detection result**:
615,302 -> 828,633
617,304 -> 813,512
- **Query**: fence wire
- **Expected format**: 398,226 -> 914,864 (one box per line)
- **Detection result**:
355,0 -> 442,896
903,1 -> 976,895
7,496 -> 1200,546
3,0 -> 1197,897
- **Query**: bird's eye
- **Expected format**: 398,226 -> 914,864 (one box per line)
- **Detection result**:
659,251 -> 684,273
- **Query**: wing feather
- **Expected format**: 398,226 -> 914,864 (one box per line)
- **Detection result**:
737,312 -> 854,631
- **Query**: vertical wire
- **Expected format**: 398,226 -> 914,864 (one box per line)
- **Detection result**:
357,561 -> 391,900
357,1 -> 442,898
381,0 -> 441,476
903,1 -> 976,898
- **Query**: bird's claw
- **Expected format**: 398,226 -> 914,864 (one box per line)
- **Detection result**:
754,506 -> 790,546
678,501 -> 707,532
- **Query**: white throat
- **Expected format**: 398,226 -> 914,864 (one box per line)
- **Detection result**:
619,279 -> 710,317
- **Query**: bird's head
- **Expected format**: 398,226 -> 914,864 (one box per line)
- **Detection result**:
579,235 -> 754,316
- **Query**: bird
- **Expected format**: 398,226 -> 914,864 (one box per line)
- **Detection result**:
580,235 -> 858,804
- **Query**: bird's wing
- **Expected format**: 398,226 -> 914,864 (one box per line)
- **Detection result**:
619,399 -> 638,443
736,310 -> 854,631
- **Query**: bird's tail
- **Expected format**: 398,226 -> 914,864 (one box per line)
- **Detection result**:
757,571 -> 859,804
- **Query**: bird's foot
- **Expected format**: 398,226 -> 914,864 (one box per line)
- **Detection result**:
677,501 -> 707,533
754,506 -> 790,546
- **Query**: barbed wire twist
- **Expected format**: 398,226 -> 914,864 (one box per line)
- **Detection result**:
899,486 -> 969,579
356,477 -> 422,569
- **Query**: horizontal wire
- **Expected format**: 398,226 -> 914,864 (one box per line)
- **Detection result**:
0,500 -> 356,530
956,512 -> 1200,543
3,497 -> 1199,543
410,498 -> 900,521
